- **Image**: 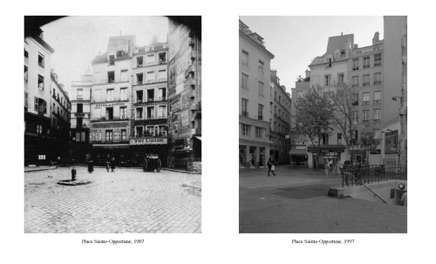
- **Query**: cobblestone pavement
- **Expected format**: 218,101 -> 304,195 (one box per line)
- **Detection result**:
25,166 -> 201,233
240,166 -> 407,233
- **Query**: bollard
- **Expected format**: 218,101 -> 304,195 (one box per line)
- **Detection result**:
71,168 -> 76,181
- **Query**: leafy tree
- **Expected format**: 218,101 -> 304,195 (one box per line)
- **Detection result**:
359,123 -> 381,163
295,86 -> 335,168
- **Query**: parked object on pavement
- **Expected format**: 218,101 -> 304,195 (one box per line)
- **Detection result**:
142,154 -> 162,172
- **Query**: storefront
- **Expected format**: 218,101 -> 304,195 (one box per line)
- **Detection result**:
289,149 -> 308,167
307,145 -> 345,169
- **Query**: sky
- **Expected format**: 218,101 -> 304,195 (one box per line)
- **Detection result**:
41,16 -> 169,94
240,16 -> 384,94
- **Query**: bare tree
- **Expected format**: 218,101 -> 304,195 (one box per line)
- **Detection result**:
295,86 -> 335,168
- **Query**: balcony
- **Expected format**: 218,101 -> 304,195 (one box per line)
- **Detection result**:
352,66 -> 359,71
363,65 -> 370,69
91,116 -> 128,122
373,100 -> 381,104
374,81 -> 382,85
373,118 -> 381,122
362,101 -> 370,105
374,61 -> 382,67
362,82 -> 370,86
258,115 -> 263,121
185,64 -> 196,79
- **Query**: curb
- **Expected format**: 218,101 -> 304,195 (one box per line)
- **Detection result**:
162,168 -> 201,175
24,166 -> 58,173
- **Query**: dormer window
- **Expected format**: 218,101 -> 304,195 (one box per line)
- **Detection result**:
116,50 -> 125,58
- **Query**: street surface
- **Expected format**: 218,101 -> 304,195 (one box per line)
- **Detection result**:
25,166 -> 201,233
240,166 -> 407,233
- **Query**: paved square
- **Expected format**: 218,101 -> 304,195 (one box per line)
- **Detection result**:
25,166 -> 201,233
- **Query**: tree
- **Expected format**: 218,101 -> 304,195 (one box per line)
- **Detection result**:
295,86 -> 335,168
327,83 -> 359,159
359,124 -> 381,163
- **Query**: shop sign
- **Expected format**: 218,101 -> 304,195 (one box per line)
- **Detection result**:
130,137 -> 167,145
385,130 -> 398,154
94,102 -> 127,109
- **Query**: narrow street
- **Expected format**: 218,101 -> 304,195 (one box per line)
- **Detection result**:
240,165 -> 406,233
25,166 -> 201,233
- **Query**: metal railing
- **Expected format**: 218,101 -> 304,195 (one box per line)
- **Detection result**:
341,164 -> 407,187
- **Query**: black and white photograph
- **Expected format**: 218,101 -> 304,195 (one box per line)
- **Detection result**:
24,16 -> 201,233
239,16 -> 407,233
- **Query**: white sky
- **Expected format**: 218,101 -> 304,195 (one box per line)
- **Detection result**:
240,16 -> 384,94
41,16 -> 169,94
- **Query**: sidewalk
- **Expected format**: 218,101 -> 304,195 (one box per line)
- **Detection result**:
24,165 -> 58,173
239,165 -> 407,233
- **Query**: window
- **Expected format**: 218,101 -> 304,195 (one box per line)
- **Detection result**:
258,60 -> 264,75
373,109 -> 381,122
258,104 -> 263,120
136,56 -> 143,67
120,88 -> 127,100
146,71 -> 155,83
297,91 -> 303,99
76,88 -> 83,100
352,111 -> 358,124
37,124 -> 43,134
38,53 -> 45,68
374,72 -> 381,85
121,70 -> 128,82
106,89 -> 114,101
241,98 -> 248,117
258,81 -> 264,96
351,130 -> 358,143
242,124 -> 250,136
147,106 -> 155,119
136,107 -> 143,119
121,130 -> 127,141
105,130 -> 113,142
158,125 -> 167,136
363,110 -> 369,122
77,103 -> 83,113
135,126 -> 144,137
363,74 -> 370,86
326,57 -> 332,68
352,76 -> 359,87
373,91 -> 381,104
158,52 -> 167,64
146,126 -> 154,136
374,54 -> 382,66
52,103 -> 55,112
255,127 -> 263,138
25,49 -> 28,59
158,105 -> 167,118
352,59 -> 359,70
363,57 -> 370,68
159,88 -> 166,101
362,92 -> 370,105
108,71 -> 115,83
38,155 -> 46,160
109,55 -> 115,65
147,89 -> 155,102
325,75 -> 331,86
136,90 -> 143,103
24,66 -> 28,83
322,133 -> 329,145
77,118 -> 83,128
34,97 -> 47,114
136,73 -> 143,84
38,75 -> 44,90
120,107 -> 127,119
338,73 -> 344,84
337,133 -> 343,144
241,50 -> 249,66
106,107 -> 114,120
241,73 -> 248,89
158,69 -> 167,82
25,92 -> 28,111
146,53 -> 155,65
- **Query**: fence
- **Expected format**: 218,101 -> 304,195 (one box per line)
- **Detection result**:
341,164 -> 407,187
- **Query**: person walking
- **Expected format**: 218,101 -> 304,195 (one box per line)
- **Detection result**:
106,154 -> 111,172
328,159 -> 333,175
324,159 -> 329,175
110,157 -> 116,172
87,156 -> 94,174
267,158 -> 276,176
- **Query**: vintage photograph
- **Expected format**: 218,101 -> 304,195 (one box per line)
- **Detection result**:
239,16 -> 407,233
24,16 -> 201,233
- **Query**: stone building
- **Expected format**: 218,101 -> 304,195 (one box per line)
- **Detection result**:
239,20 -> 274,168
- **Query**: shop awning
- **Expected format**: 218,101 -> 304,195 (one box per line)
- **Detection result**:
194,136 -> 201,141
92,143 -> 129,149
307,145 -> 346,153
289,149 -> 307,155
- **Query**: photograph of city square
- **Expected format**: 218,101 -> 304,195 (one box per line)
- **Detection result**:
24,16 -> 201,233
239,16 -> 407,233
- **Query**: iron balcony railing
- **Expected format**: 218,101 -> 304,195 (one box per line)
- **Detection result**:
340,164 -> 407,187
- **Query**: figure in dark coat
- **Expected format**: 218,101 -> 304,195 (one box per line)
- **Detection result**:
88,158 -> 94,173
267,158 -> 276,177
110,157 -> 116,172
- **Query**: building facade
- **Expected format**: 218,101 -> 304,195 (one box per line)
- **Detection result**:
131,42 -> 169,165
25,32 -> 70,166
89,35 -> 135,164
382,16 -> 407,165
239,20 -> 274,168
270,70 -> 291,164
167,19 -> 202,170
70,71 -> 92,163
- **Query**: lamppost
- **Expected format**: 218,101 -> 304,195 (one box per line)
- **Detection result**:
392,94 -> 405,165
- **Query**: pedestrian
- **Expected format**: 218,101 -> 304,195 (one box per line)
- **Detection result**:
324,159 -> 329,175
110,157 -> 116,172
328,159 -> 333,175
156,155 -> 162,173
88,157 -> 94,174
106,154 -> 111,172
267,158 -> 276,176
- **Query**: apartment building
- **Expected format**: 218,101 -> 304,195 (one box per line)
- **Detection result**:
239,20 -> 274,168
89,35 -> 135,163
131,41 -> 169,165
70,71 -> 92,163
270,70 -> 291,164
167,19 -> 202,170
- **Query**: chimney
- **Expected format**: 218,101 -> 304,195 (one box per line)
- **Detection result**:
372,31 -> 380,45
305,69 -> 310,79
